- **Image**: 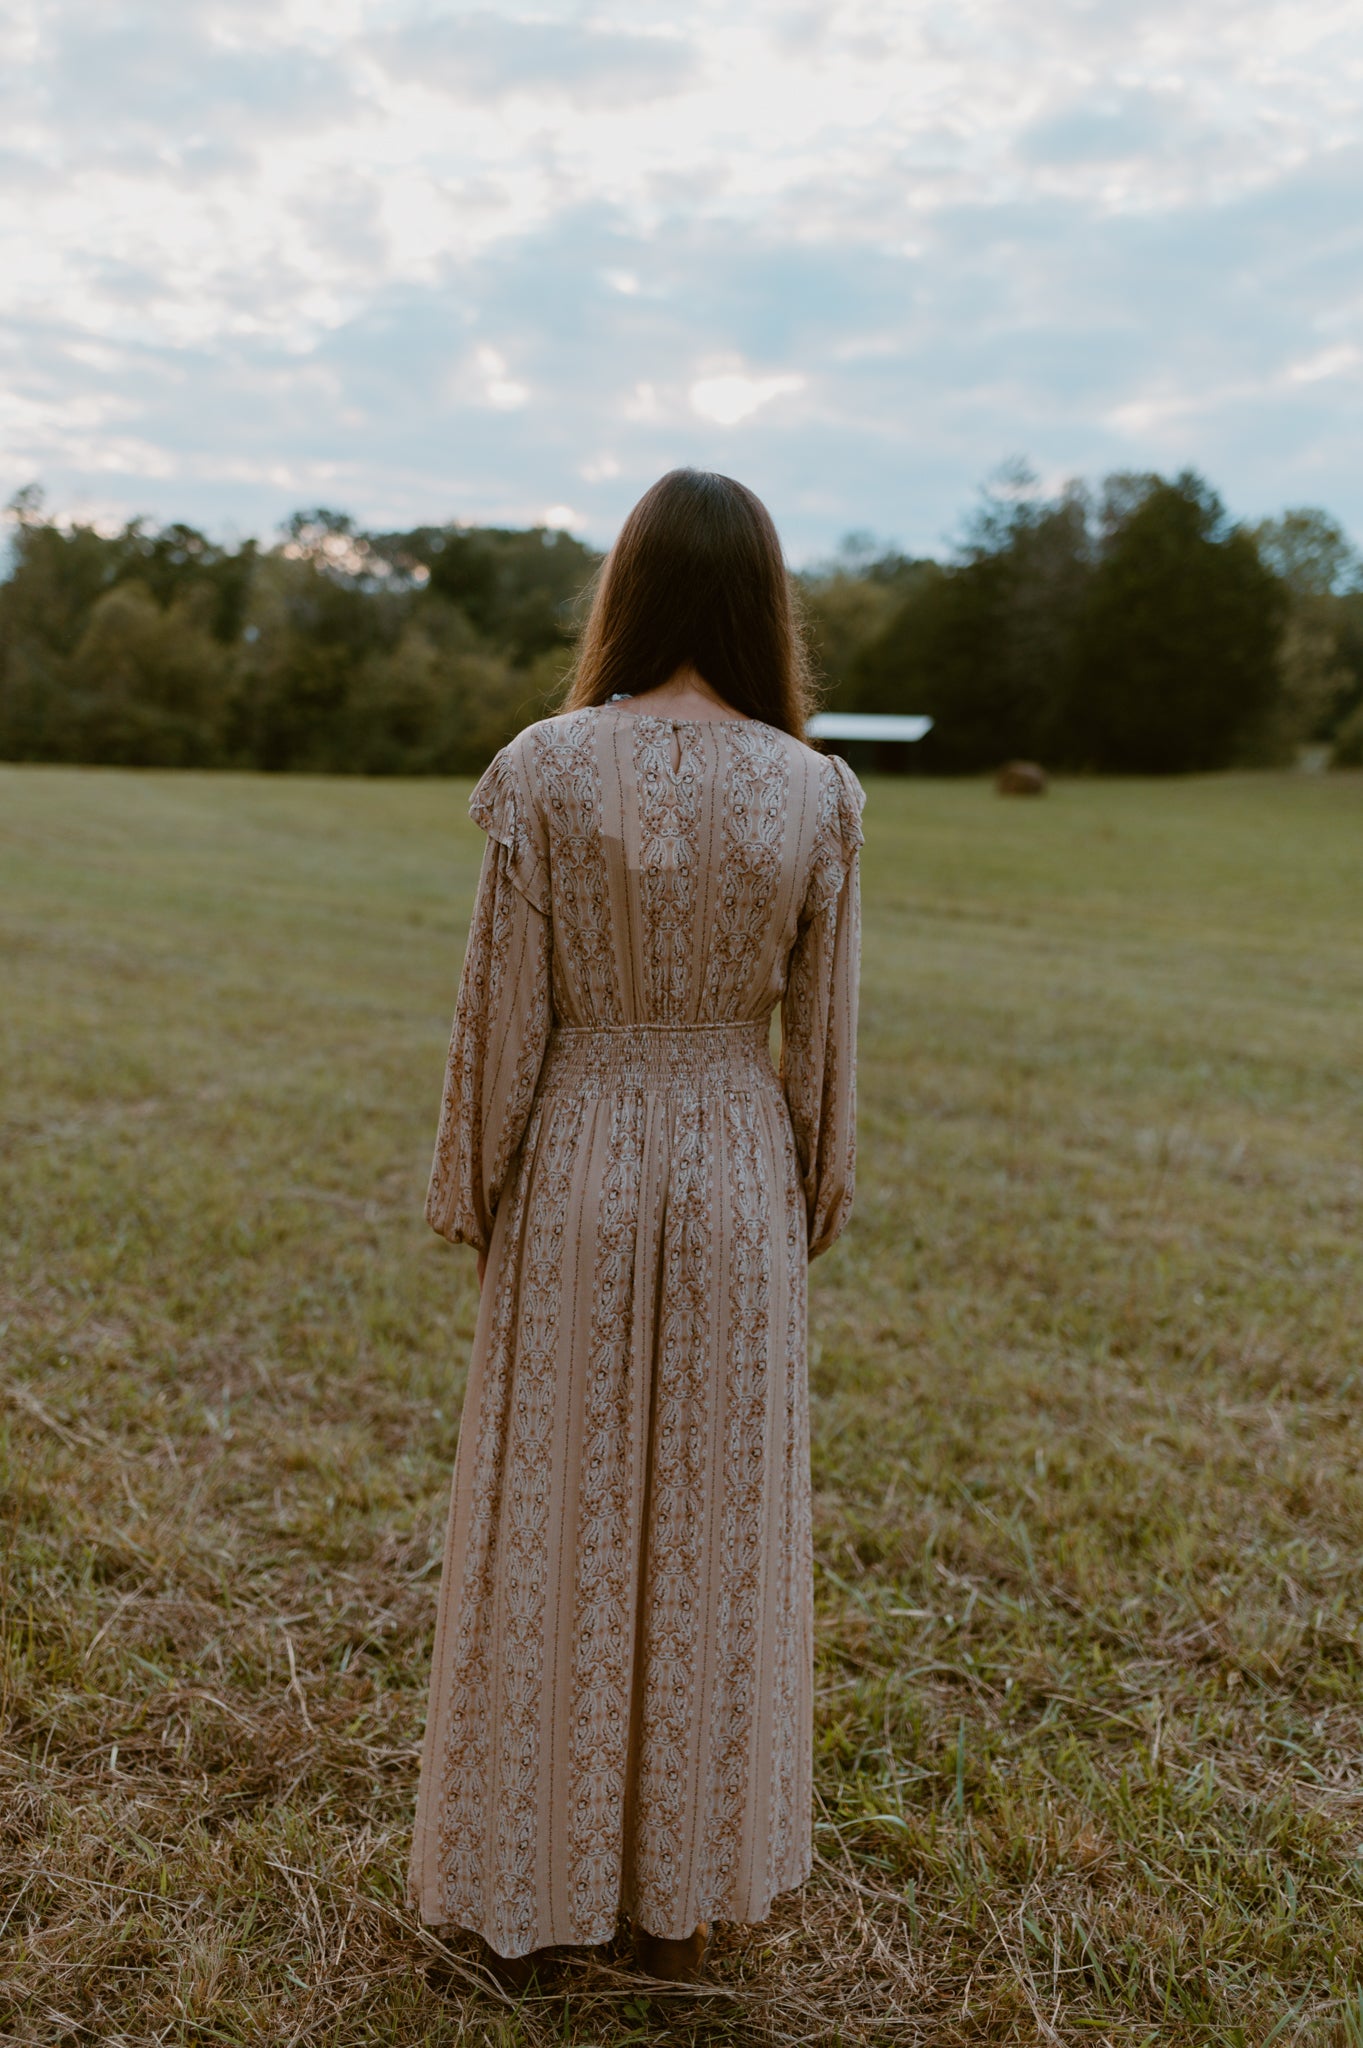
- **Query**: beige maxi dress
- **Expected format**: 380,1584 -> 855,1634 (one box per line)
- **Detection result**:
408,701 -> 864,1958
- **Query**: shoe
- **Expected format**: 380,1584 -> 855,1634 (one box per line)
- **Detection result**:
635,1922 -> 711,1983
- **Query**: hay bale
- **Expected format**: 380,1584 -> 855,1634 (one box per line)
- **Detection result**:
996,760 -> 1048,796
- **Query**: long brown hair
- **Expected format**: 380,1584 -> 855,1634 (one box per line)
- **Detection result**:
559,469 -> 816,738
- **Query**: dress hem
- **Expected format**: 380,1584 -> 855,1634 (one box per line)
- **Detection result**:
413,1856 -> 816,1961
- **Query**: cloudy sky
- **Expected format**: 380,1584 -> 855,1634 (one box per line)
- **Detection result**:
2,0 -> 1361,558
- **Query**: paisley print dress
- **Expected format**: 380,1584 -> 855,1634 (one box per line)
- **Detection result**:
408,702 -> 864,1958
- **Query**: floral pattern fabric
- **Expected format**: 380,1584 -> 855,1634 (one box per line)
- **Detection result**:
409,703 -> 864,1958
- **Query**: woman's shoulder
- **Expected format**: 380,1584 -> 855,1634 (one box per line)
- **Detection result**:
821,749 -> 867,841
503,705 -> 598,762
779,733 -> 866,814
474,710 -> 591,797
817,746 -> 867,814
803,749 -> 866,908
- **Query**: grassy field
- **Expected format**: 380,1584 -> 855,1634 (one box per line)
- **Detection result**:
2,763 -> 1362,2047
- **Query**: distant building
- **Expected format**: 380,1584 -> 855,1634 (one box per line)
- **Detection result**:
808,714 -> 933,743
807,711 -> 933,771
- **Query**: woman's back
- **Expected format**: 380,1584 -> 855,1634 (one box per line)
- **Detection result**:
474,702 -> 860,1030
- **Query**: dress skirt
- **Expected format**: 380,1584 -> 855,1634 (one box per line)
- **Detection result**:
410,1019 -> 815,1957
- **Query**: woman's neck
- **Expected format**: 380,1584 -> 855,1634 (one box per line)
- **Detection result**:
619,666 -> 749,722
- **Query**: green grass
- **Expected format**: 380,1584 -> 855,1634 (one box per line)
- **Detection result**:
2,764 -> 1362,2045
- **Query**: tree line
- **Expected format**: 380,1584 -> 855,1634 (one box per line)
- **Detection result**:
0,493 -> 596,777
2,468 -> 1361,777
803,467 -> 1363,773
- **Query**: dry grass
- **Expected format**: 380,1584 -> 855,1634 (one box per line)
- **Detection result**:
2,763 -> 1362,2045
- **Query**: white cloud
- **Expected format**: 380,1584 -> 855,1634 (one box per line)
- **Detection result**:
369,12 -> 699,106
475,345 -> 530,410
622,383 -> 663,423
689,371 -> 806,426
1286,344 -> 1361,385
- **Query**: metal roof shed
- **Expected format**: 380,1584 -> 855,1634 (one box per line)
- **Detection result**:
807,711 -> 933,770
807,714 -> 933,742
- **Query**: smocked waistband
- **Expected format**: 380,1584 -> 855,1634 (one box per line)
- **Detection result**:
538,1018 -> 780,1096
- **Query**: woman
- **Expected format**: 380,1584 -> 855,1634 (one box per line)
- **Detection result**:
408,469 -> 864,1989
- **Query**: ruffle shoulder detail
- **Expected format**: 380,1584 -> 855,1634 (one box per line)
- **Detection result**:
828,749 -> 867,854
468,738 -> 552,914
803,749 -> 867,921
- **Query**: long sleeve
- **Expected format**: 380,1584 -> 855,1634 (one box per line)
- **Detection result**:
425,744 -> 553,1255
780,752 -> 865,1260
